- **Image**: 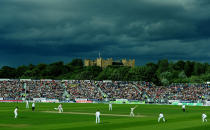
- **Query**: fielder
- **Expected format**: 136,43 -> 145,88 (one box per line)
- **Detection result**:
58,104 -> 63,113
130,106 -> 137,117
14,107 -> 18,118
182,105 -> 185,112
26,100 -> 29,108
109,103 -> 112,111
96,109 -> 100,124
158,112 -> 165,122
32,102 -> 35,112
202,113 -> 207,122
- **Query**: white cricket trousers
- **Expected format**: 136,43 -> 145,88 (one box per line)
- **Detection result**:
59,108 -> 63,113
14,112 -> 18,118
130,112 -> 134,117
109,106 -> 112,111
158,117 -> 165,122
96,116 -> 100,123
202,117 -> 207,122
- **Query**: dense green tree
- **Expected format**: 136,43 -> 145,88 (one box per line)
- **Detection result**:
161,78 -> 169,86
193,62 -> 205,75
184,61 -> 194,77
0,59 -> 209,85
16,65 -> 28,78
69,59 -> 83,67
173,60 -> 185,71
157,59 -> 169,74
178,71 -> 187,79
47,61 -> 67,78
0,66 -> 16,78
79,66 -> 102,79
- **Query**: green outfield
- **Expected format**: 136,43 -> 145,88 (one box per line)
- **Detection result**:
0,102 -> 209,130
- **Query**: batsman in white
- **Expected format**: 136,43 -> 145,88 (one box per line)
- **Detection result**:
26,100 -> 29,108
202,113 -> 207,122
182,105 -> 186,112
109,103 -> 112,111
130,106 -> 137,117
96,109 -> 100,124
58,104 -> 63,113
14,107 -> 18,118
54,104 -> 63,113
158,112 -> 165,122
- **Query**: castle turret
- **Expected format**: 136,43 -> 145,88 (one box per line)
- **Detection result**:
84,58 -> 135,68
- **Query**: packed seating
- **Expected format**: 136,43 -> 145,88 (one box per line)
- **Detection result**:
0,79 -> 209,102
66,80 -> 102,99
97,81 -> 144,100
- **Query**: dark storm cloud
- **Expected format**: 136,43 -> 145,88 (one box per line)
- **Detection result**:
0,0 -> 210,66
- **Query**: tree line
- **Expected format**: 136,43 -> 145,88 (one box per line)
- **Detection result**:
0,59 -> 210,85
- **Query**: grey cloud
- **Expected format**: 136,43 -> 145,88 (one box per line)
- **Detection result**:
0,0 -> 210,66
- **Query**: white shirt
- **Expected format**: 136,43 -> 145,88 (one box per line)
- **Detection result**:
58,104 -> 62,109
32,103 -> 35,107
202,114 -> 207,118
159,113 -> 164,117
14,108 -> 18,113
182,105 -> 185,109
96,111 -> 100,116
131,108 -> 135,112
109,104 -> 112,107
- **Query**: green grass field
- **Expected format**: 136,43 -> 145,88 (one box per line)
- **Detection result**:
0,102 -> 209,130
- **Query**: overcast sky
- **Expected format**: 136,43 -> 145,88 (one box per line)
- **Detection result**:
0,0 -> 210,67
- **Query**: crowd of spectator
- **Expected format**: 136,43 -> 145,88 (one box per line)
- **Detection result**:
97,81 -> 147,100
0,79 -> 209,102
136,83 -> 210,103
66,80 -> 102,99
0,80 -> 65,100
0,80 -> 23,99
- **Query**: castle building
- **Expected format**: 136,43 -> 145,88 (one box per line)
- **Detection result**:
84,58 -> 135,68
